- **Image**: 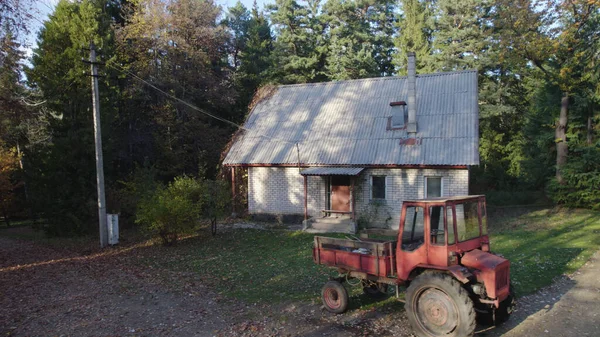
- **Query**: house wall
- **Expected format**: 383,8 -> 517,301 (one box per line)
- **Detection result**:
248,167 -> 326,218
356,168 -> 469,229
247,166 -> 469,228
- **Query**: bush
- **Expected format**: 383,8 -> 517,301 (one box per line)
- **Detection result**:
136,176 -> 204,245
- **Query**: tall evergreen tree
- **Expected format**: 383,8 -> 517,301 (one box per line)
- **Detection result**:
235,2 -> 274,109
268,0 -> 327,83
494,0 -> 600,184
0,28 -> 27,145
430,0 -> 490,72
25,0 -> 117,236
222,1 -> 251,70
322,0 -> 379,80
394,0 -> 433,74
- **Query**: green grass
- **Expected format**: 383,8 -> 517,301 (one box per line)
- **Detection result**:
142,230 -> 345,303
4,207 -> 600,307
490,208 -> 600,296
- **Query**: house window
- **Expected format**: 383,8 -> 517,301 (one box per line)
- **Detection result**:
371,176 -> 386,199
425,176 -> 442,198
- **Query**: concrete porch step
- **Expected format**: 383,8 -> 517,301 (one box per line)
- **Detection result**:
313,217 -> 353,224
306,218 -> 356,234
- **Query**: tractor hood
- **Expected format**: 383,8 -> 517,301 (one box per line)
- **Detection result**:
461,249 -> 508,270
461,249 -> 511,301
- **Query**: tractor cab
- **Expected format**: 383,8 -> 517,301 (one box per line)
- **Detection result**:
396,195 -> 489,280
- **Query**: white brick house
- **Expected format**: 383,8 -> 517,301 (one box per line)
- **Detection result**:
223,54 -> 479,231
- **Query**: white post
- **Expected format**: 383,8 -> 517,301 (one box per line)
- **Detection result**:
90,42 -> 108,248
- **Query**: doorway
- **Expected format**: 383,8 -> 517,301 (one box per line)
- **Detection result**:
330,176 -> 351,212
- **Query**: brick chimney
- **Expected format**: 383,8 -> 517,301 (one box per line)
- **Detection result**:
407,52 -> 417,137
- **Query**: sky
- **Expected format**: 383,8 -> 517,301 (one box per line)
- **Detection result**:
221,0 -> 271,10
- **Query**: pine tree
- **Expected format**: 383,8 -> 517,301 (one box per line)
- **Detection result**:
430,0 -> 490,72
236,2 -> 274,106
394,0 -> 433,74
268,0 -> 327,83
25,0 -> 117,236
322,0 -> 381,80
223,1 -> 251,70
0,27 -> 27,145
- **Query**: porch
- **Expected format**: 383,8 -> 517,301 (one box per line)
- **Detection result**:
300,167 -> 364,233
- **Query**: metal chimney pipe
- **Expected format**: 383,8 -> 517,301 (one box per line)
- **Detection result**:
407,52 -> 417,137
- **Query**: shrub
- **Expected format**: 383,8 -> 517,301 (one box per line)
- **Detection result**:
136,176 -> 204,245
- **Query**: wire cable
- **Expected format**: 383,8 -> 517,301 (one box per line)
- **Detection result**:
105,62 -> 303,167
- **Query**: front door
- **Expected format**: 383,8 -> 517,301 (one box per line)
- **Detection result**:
331,176 -> 351,212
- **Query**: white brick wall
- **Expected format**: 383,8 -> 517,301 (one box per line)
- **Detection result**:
248,167 -> 326,216
247,167 -> 469,228
356,168 -> 469,229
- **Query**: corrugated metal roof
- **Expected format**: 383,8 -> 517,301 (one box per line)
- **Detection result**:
300,167 -> 365,176
224,70 -> 479,166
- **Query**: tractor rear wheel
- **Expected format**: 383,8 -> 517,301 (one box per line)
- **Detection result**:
406,272 -> 476,337
321,281 -> 348,314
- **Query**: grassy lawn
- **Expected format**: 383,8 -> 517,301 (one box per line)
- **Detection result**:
489,208 -> 600,296
142,208 -> 600,306
143,230 -> 341,303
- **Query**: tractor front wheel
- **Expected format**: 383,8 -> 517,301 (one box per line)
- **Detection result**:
406,272 -> 476,337
321,281 -> 348,314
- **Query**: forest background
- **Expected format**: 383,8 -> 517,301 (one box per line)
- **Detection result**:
0,0 -> 599,236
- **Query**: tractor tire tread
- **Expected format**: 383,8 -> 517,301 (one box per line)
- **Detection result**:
406,272 -> 476,337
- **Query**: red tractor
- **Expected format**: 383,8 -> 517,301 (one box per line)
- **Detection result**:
313,195 -> 514,337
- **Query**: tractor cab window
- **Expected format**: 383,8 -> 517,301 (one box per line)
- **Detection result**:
455,201 -> 480,242
481,201 -> 488,235
446,207 -> 456,244
402,206 -> 424,251
429,206 -> 445,245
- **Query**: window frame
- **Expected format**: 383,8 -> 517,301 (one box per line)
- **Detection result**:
429,205 -> 446,246
425,176 -> 443,198
371,175 -> 387,200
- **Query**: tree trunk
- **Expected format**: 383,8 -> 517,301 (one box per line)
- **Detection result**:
587,109 -> 594,145
556,93 -> 569,184
1,202 -> 10,227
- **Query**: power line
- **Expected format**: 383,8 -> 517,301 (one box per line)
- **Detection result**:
106,62 -> 297,146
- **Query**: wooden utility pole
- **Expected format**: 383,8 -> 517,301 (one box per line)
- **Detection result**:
88,42 -> 108,248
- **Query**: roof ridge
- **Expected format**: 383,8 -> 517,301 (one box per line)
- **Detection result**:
276,69 -> 478,88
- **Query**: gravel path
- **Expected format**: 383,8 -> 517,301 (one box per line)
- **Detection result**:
480,250 -> 600,337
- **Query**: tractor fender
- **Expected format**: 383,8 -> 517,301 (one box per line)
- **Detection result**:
410,264 -> 473,284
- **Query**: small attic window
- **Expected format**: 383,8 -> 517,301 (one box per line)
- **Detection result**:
388,101 -> 407,130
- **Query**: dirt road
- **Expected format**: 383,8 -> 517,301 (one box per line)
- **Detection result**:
0,235 -> 412,336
